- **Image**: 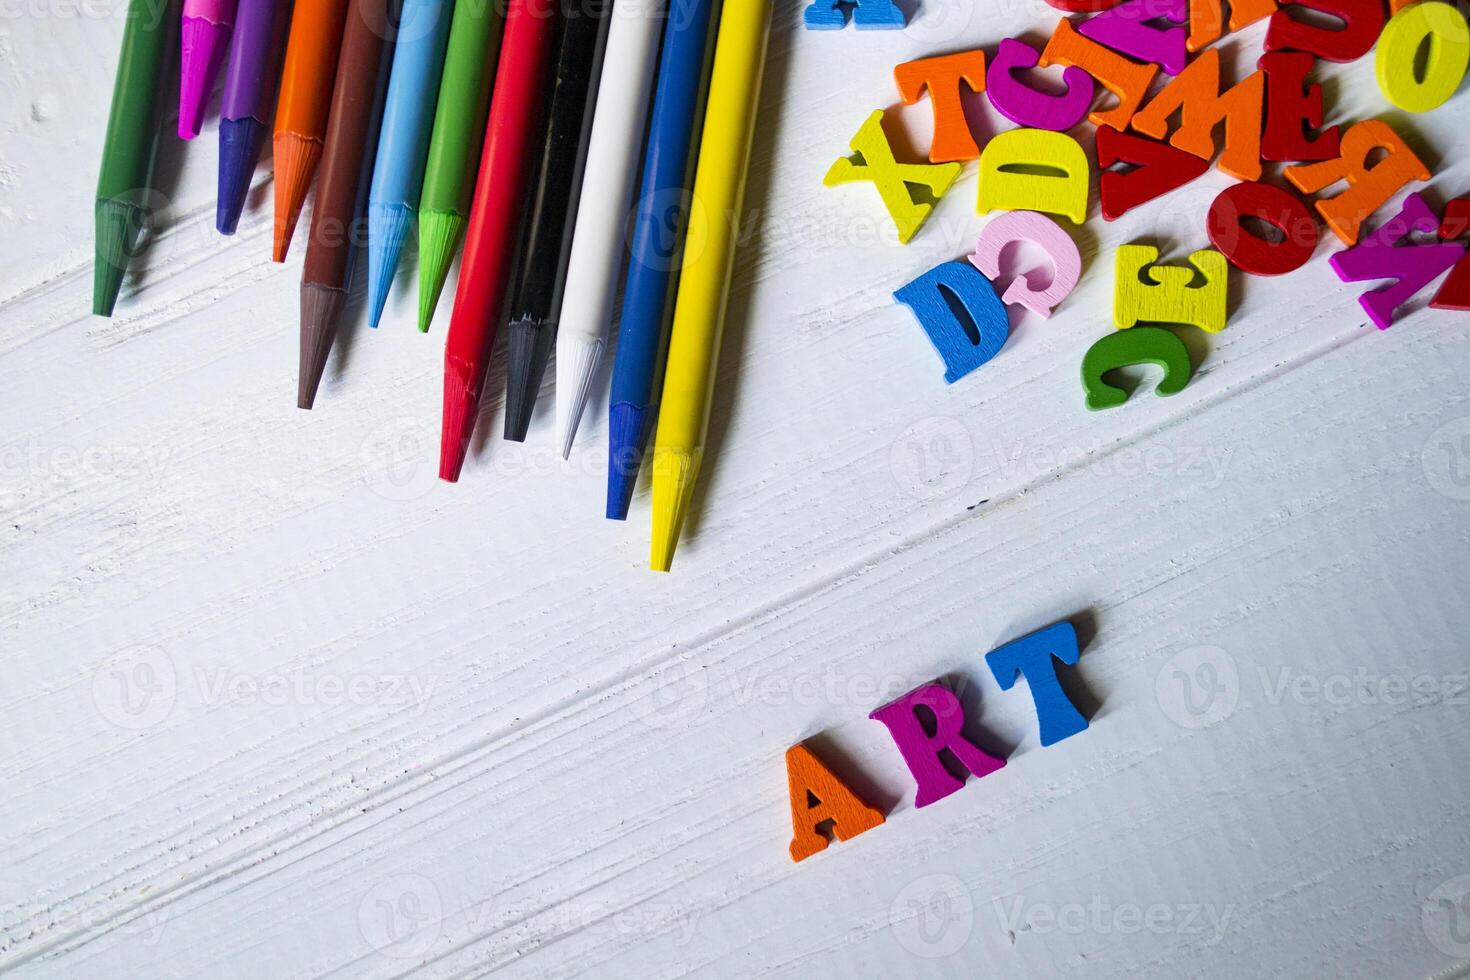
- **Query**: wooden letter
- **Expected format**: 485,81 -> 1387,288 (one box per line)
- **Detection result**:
986,37 -> 1097,131
1041,17 -> 1159,130
1078,0 -> 1191,74
804,0 -> 906,29
1329,193 -> 1467,328
977,128 -> 1090,224
969,211 -> 1082,318
1115,244 -> 1230,333
985,622 -> 1089,747
895,50 -> 989,163
1376,2 -> 1470,113
1207,181 -> 1318,275
870,683 -> 1005,808
1131,48 -> 1266,181
1259,51 -> 1341,162
1284,119 -> 1430,245
1097,126 -> 1212,221
1432,198 -> 1470,310
1081,327 -> 1194,410
1265,0 -> 1386,62
893,261 -> 1011,382
824,110 -> 963,244
1188,0 -> 1278,52
786,743 -> 885,863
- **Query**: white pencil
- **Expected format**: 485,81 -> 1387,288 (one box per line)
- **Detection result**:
554,0 -> 667,459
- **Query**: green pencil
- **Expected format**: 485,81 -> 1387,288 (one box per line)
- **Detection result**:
415,0 -> 506,333
94,0 -> 179,317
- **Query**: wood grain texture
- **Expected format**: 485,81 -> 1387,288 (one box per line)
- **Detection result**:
2,5 -> 1470,978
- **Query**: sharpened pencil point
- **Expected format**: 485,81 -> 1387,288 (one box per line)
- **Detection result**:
555,335 -> 603,459
217,116 -> 268,234
368,201 -> 415,328
606,401 -> 648,521
502,315 -> 554,443
179,16 -> 231,140
298,283 -> 345,409
650,447 -> 700,572
439,355 -> 479,482
272,132 -> 322,263
94,198 -> 146,317
416,209 -> 463,333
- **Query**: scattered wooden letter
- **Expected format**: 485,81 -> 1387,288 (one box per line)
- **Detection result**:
969,211 -> 1082,318
1284,119 -> 1431,245
977,128 -> 1091,224
1329,192 -> 1467,328
1115,244 -> 1230,333
870,683 -> 1006,808
1207,181 -> 1319,275
895,50 -> 989,163
1096,124 -> 1212,221
1081,327 -> 1195,410
786,743 -> 886,863
824,110 -> 963,244
893,261 -> 1012,382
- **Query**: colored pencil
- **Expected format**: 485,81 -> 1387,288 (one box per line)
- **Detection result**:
298,0 -> 399,409
94,0 -> 180,318
179,0 -> 237,139
649,0 -> 772,571
439,0 -> 559,480
416,0 -> 507,332
604,0 -> 719,519
554,0 -> 666,459
366,0 -> 455,328
217,0 -> 290,234
502,0 -> 613,443
271,0 -> 350,262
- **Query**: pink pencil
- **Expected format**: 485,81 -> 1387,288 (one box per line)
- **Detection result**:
179,0 -> 238,139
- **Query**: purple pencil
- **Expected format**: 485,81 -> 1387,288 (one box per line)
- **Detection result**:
180,0 -> 239,139
217,0 -> 290,232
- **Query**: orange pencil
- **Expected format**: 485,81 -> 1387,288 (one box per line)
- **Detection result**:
271,0 -> 351,262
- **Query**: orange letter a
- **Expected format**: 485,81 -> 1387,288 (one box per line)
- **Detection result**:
786,743 -> 885,862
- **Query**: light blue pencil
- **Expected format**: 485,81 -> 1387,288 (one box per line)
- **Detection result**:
367,0 -> 455,327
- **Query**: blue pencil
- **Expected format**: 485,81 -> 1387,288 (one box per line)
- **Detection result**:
366,0 -> 454,328
605,0 -> 721,521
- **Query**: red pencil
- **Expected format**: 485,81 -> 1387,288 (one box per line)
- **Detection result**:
440,0 -> 559,482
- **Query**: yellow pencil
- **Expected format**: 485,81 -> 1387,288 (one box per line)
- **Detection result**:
649,0 -> 774,572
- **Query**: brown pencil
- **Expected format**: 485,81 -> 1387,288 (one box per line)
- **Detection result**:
298,0 -> 400,409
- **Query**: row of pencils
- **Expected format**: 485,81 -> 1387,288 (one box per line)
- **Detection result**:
93,0 -> 774,570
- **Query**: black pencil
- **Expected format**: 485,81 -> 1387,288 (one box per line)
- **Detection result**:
501,0 -> 613,442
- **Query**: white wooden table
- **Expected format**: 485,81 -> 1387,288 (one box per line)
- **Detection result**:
4,2 -> 1470,977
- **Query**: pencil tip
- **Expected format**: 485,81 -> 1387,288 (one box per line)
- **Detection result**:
650,448 -> 700,572
416,209 -> 463,333
606,401 -> 649,521
440,356 -> 479,482
367,201 -> 414,328
94,198 -> 146,317
502,316 -> 554,443
555,335 -> 604,460
178,16 -> 229,140
298,283 -> 345,410
217,116 -> 268,235
272,133 -> 322,263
